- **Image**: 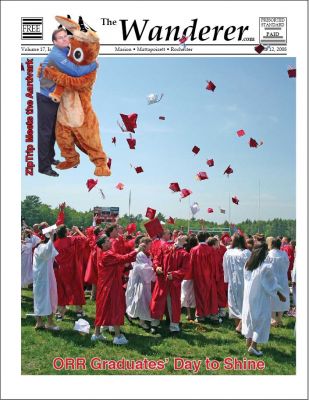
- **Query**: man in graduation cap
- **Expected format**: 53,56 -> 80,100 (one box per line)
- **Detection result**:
37,21 -> 98,177
150,235 -> 190,334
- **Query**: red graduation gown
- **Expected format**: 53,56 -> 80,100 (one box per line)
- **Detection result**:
54,236 -> 86,306
150,238 -> 163,260
95,249 -> 137,326
281,244 -> 295,280
191,243 -> 218,317
214,245 -> 227,308
150,246 -> 190,323
84,231 -> 100,285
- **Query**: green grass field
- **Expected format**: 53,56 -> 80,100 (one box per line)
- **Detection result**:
21,288 -> 296,375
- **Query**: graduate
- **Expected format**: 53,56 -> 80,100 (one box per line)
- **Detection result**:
150,235 -> 190,334
207,236 -> 226,320
32,227 -> 59,330
190,232 -> 218,322
215,237 -> 228,317
84,226 -> 103,301
266,237 -> 290,326
21,229 -> 41,288
126,238 -> 156,330
223,233 -> 251,333
242,242 -> 286,356
92,235 -> 140,344
53,225 -> 87,318
181,235 -> 198,321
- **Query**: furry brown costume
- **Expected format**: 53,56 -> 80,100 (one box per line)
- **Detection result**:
43,16 -> 110,177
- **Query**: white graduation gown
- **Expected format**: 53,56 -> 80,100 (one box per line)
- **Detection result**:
266,249 -> 290,312
126,252 -> 155,321
181,280 -> 196,308
223,248 -> 251,319
242,261 -> 282,343
33,239 -> 58,316
21,235 -> 41,288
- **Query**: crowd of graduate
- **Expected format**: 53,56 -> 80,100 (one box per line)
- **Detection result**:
21,204 -> 296,354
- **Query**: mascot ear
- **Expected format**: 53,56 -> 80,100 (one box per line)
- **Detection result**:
55,16 -> 80,32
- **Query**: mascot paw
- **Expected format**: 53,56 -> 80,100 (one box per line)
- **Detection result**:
94,166 -> 111,176
56,160 -> 80,170
49,93 -> 61,103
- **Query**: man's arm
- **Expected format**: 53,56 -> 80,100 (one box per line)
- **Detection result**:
48,46 -> 97,77
44,67 -> 96,91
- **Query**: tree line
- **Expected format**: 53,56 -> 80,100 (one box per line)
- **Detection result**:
21,195 -> 296,239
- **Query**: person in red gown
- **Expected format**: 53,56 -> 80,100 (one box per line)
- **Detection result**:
92,235 -> 143,345
281,237 -> 295,281
53,225 -> 87,318
84,226 -> 103,300
150,235 -> 190,334
216,239 -> 228,317
190,231 -> 218,322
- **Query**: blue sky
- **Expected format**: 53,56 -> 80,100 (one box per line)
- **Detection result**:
21,56 -> 296,223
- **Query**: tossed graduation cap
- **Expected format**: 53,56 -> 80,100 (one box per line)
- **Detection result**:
147,93 -> 164,105
86,178 -> 98,191
169,182 -> 181,192
116,182 -> 124,190
255,44 -> 265,54
219,207 -> 226,214
196,171 -> 208,181
237,129 -> 245,137
288,67 -> 296,78
159,116 -> 166,120
249,138 -> 258,148
206,80 -> 216,92
191,202 -> 200,215
179,35 -> 188,44
99,188 -> 106,200
180,188 -> 192,199
192,146 -> 200,155
21,63 -> 24,71
127,138 -> 136,149
207,159 -> 214,167
107,158 -> 112,169
207,208 -> 214,213
144,217 -> 164,238
135,166 -> 144,174
224,165 -> 233,176
145,207 -> 156,219
118,113 -> 138,133
232,195 -> 239,205
126,223 -> 136,234
112,137 -> 116,145
167,216 -> 175,224
74,318 -> 90,335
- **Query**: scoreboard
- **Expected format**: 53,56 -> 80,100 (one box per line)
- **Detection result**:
93,207 -> 120,224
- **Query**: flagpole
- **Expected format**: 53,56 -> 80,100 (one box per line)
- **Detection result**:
228,174 -> 231,228
258,179 -> 261,232
188,196 -> 191,233
128,189 -> 131,217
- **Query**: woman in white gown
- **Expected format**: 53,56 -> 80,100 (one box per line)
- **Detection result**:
223,233 -> 251,333
242,242 -> 286,356
32,229 -> 59,330
126,238 -> 155,329
21,230 -> 41,288
266,237 -> 290,326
